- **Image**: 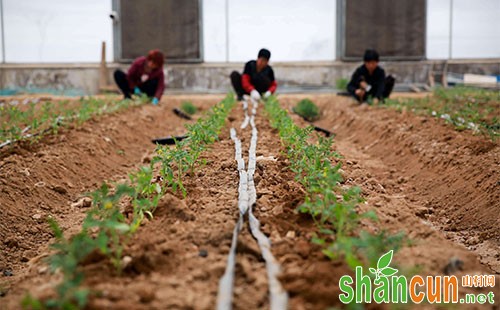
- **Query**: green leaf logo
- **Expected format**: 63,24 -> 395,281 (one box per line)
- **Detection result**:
378,250 -> 393,269
370,250 -> 398,280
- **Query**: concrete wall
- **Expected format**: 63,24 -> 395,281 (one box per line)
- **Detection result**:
2,61 -> 499,95
0,64 -> 101,95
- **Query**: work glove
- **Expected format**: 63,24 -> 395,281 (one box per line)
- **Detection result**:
250,89 -> 261,101
264,90 -> 272,98
152,97 -> 159,105
134,87 -> 141,95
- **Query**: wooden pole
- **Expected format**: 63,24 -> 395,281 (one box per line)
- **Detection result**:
99,41 -> 109,90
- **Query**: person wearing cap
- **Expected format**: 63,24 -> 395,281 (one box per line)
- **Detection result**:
347,49 -> 395,103
114,49 -> 165,105
230,48 -> 277,101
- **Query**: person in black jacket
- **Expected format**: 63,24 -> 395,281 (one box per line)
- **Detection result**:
347,49 -> 395,103
230,48 -> 277,101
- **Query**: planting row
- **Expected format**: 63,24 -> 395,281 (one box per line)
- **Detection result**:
384,87 -> 499,141
23,95 -> 236,309
0,95 -> 150,148
264,96 -> 405,270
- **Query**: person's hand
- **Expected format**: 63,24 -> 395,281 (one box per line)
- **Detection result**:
355,88 -> 365,98
250,89 -> 261,101
264,90 -> 272,98
360,81 -> 368,89
151,97 -> 159,105
134,87 -> 141,95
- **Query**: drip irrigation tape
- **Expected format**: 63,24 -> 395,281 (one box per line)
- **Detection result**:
217,101 -> 288,310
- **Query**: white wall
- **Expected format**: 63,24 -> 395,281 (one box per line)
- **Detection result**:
0,0 -> 4,62
426,0 -> 500,59
203,0 -> 336,62
202,0 -> 227,62
3,0 -> 112,63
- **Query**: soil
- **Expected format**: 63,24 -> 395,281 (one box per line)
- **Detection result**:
0,93 -> 498,309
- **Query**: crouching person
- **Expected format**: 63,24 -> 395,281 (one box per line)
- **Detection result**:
230,48 -> 277,101
347,49 -> 395,104
114,49 -> 165,105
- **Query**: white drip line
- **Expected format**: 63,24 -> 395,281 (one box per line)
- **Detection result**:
217,98 -> 288,310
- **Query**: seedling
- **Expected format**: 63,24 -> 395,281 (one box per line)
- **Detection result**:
384,86 -> 499,140
181,101 -> 197,115
293,98 -> 320,122
1,96 -> 147,149
26,94 -> 237,308
264,96 -> 405,271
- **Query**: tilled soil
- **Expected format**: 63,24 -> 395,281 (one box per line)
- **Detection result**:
0,95 -> 220,305
1,93 -> 499,309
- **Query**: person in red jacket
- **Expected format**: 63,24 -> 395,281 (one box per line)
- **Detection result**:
230,48 -> 277,101
114,49 -> 165,105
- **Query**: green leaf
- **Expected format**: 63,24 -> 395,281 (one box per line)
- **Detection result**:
380,267 -> 398,277
74,288 -> 90,307
47,217 -> 63,239
369,267 -> 377,275
319,228 -> 335,235
311,237 -> 325,245
377,250 -> 393,270
362,210 -> 378,221
96,231 -> 109,253
108,222 -> 130,233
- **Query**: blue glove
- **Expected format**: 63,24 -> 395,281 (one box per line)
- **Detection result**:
152,97 -> 159,105
134,87 -> 141,95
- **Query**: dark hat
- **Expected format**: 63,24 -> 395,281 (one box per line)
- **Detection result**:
258,48 -> 271,60
363,49 -> 379,62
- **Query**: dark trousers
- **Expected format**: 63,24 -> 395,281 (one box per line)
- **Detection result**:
230,71 -> 271,100
114,69 -> 158,99
351,75 -> 395,102
383,75 -> 395,99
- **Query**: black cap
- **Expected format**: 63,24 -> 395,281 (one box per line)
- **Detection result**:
258,48 -> 271,60
363,49 -> 379,62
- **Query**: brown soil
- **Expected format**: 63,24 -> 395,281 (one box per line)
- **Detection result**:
1,93 -> 499,309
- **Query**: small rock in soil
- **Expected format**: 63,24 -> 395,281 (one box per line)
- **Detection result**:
71,197 -> 92,208
141,153 -> 152,163
295,240 -> 311,258
271,204 -> 283,216
38,266 -> 48,274
32,214 -> 42,220
4,237 -> 19,248
198,249 -> 208,258
52,185 -> 67,195
121,256 -> 133,269
137,287 -> 155,304
34,181 -> 46,188
286,231 -> 296,239
3,269 -> 13,277
443,257 -> 464,275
